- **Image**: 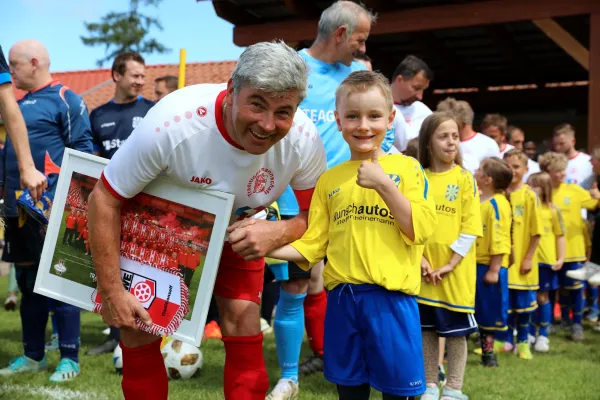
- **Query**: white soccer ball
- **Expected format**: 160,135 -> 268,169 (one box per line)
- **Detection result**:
161,339 -> 202,380
113,344 -> 123,374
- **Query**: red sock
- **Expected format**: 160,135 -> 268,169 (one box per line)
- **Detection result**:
222,333 -> 269,400
304,289 -> 327,355
121,339 -> 168,400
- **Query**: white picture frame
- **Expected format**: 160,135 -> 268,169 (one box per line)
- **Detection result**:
34,148 -> 235,347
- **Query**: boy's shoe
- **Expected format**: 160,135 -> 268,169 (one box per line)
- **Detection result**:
585,309 -> 600,322
528,334 -> 536,346
588,272 -> 600,286
202,321 -> 222,340
533,335 -> 550,352
299,353 -> 324,375
102,327 -> 110,335
481,353 -> 499,367
49,358 -> 80,383
517,342 -> 533,360
441,387 -> 469,400
260,318 -> 274,335
0,355 -> 48,376
420,386 -> 441,400
45,334 -> 59,351
571,323 -> 585,341
438,364 -> 447,386
266,378 -> 299,400
4,295 -> 18,311
566,262 -> 600,281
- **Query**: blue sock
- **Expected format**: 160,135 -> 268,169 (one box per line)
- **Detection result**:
559,290 -> 571,323
549,290 -> 557,324
52,300 -> 81,363
587,286 -> 599,313
274,288 -> 307,383
17,268 -> 49,362
503,313 -> 515,344
530,309 -> 539,337
50,312 -> 58,336
539,302 -> 551,337
571,289 -> 584,325
517,313 -> 530,343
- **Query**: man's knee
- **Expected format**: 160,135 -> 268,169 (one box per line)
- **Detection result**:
216,296 -> 261,337
120,328 -> 160,348
281,278 -> 309,295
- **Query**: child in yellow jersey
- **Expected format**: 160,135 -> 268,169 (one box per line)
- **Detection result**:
473,157 -> 513,367
526,172 -> 566,353
538,152 -> 599,341
417,112 -> 482,400
502,149 -> 542,360
268,71 -> 437,400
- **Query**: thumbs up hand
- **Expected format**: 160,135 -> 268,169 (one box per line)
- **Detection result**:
590,181 -> 600,200
357,148 -> 387,190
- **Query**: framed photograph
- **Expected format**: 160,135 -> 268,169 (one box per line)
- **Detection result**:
34,149 -> 235,346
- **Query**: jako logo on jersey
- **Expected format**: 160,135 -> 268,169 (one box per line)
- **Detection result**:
302,108 -> 336,123
388,174 -> 401,188
132,116 -> 143,129
197,106 -> 207,117
328,188 -> 340,199
247,168 -> 275,196
22,99 -> 37,105
189,176 -> 212,185
445,184 -> 459,201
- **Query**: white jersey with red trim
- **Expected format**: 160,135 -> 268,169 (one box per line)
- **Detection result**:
567,152 -> 594,189
499,143 -> 515,158
459,132 -> 501,174
101,83 -> 327,224
523,158 -> 540,183
390,104 -> 412,153
395,101 -> 432,142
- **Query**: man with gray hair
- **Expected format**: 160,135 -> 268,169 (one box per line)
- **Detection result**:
87,40 -> 327,400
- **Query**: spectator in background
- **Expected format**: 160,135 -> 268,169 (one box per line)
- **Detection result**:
354,52 -> 372,71
525,140 -> 538,161
552,123 -> 594,189
154,75 -> 178,101
0,39 -> 93,382
508,125 -> 540,182
481,113 -> 513,157
87,51 -> 155,356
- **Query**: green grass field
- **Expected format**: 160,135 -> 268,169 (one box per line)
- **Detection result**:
1,275 -> 600,400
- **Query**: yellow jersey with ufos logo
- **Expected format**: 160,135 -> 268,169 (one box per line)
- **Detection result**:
476,193 -> 512,268
537,204 -> 566,266
552,183 -> 598,262
291,154 -> 438,293
419,165 -> 482,313
508,184 -> 543,290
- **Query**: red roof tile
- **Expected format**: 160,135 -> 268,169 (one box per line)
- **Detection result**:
13,61 -> 237,111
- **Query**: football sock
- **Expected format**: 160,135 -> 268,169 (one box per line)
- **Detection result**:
446,336 -> 467,391
274,288 -> 306,383
304,289 -> 327,355
18,266 -> 48,362
559,290 -> 571,323
516,313 -> 530,343
539,302 -> 552,337
502,313 -> 515,345
479,330 -> 494,355
53,301 -> 80,362
571,288 -> 584,325
222,333 -> 269,400
337,383 -> 371,400
421,331 -> 439,386
261,281 -> 278,323
549,289 -> 557,324
587,286 -> 599,312
121,339 -> 168,400
530,309 -> 538,337
109,327 -> 121,342
50,311 -> 59,335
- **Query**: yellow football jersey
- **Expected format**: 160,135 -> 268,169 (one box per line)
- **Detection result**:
291,154 -> 437,294
537,204 -> 566,266
552,183 -> 598,262
476,193 -> 512,268
508,184 -> 543,290
419,165 -> 482,313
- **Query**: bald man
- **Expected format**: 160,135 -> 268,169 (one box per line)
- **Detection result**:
0,40 -> 93,382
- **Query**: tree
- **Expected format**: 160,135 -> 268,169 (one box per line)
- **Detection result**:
81,0 -> 170,67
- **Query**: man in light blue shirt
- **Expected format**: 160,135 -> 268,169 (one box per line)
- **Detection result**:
266,2 -> 381,399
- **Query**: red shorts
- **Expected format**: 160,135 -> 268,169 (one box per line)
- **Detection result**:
213,243 -> 265,304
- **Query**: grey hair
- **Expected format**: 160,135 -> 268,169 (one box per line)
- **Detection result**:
316,1 -> 376,41
231,41 -> 309,101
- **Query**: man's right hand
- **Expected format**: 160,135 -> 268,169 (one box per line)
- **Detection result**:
20,166 -> 47,203
101,289 -> 153,330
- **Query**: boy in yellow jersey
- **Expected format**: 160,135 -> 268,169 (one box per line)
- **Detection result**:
526,172 -> 566,353
502,149 -> 542,359
268,71 -> 437,400
581,219 -> 600,322
538,152 -> 599,341
473,157 -> 513,367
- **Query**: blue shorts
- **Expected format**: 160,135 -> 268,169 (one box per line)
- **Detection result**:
475,265 -> 508,332
325,284 -> 425,397
508,289 -> 537,314
559,262 -> 584,290
539,264 -> 559,292
419,304 -> 478,337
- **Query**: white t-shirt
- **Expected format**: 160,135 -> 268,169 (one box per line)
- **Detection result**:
523,158 -> 540,183
499,143 -> 515,158
390,105 -> 411,153
459,132 -> 501,174
567,152 -> 594,189
392,101 -> 432,152
102,83 -> 327,225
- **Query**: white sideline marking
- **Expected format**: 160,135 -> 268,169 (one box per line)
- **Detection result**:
0,383 -> 108,400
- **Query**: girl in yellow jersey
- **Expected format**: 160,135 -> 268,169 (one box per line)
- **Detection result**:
538,152 -> 599,341
418,112 -> 482,400
473,157 -> 513,367
269,71 -> 438,400
502,149 -> 543,360
526,172 -> 566,353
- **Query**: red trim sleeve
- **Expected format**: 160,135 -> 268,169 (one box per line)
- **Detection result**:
293,188 -> 315,212
101,172 -> 127,201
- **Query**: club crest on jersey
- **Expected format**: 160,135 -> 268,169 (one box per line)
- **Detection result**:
247,168 -> 275,196
445,184 -> 459,201
388,174 -> 401,188
515,205 -> 524,217
132,116 -> 143,129
564,197 -> 571,206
